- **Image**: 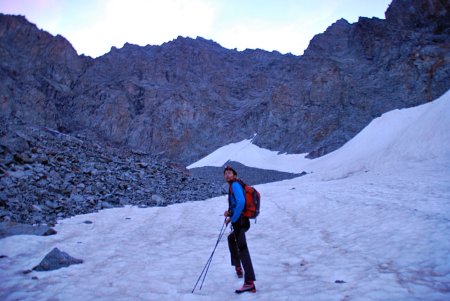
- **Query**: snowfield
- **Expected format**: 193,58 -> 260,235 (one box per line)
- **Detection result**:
187,135 -> 311,173
1,90 -> 449,300
188,88 -> 450,179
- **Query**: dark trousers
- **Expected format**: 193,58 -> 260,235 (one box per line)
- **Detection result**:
227,217 -> 256,282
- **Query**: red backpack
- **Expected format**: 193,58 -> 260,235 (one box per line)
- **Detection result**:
229,179 -> 261,220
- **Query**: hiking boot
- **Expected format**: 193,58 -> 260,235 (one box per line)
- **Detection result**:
235,281 -> 256,294
235,266 -> 243,278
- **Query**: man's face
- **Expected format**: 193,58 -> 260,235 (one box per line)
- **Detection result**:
224,170 -> 236,182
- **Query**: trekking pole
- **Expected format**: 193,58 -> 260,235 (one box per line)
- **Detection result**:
193,221 -> 228,292
199,222 -> 228,290
192,219 -> 228,293
192,221 -> 227,293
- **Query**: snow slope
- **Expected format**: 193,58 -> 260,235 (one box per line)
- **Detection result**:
303,89 -> 450,180
1,90 -> 450,300
187,137 -> 310,173
188,90 -> 450,178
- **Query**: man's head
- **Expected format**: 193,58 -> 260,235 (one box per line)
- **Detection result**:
224,165 -> 237,182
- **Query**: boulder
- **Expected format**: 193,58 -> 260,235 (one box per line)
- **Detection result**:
0,222 -> 57,239
32,248 -> 83,271
151,194 -> 166,206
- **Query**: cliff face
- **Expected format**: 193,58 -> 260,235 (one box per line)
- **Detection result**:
0,15 -> 87,127
1,0 -> 449,164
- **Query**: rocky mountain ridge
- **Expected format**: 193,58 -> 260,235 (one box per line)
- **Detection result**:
0,0 -> 449,165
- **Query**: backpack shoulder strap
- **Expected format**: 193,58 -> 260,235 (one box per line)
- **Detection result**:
236,178 -> 246,188
228,181 -> 236,209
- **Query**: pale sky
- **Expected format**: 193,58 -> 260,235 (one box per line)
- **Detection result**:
0,0 -> 392,58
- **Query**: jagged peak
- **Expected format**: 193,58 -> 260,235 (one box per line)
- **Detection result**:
303,18 -> 352,57
0,13 -> 44,38
0,13 -> 79,58
0,13 -> 29,25
161,35 -> 224,50
320,18 -> 352,36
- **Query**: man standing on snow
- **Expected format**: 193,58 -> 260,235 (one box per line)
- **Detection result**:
223,165 -> 256,294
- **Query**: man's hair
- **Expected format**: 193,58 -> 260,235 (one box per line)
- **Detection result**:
223,165 -> 237,176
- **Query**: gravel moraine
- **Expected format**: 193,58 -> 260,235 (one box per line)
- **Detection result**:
0,120 -> 222,227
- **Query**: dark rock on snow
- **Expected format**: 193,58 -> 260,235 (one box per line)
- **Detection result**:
33,247 -> 83,271
190,160 -> 306,187
0,221 -> 57,239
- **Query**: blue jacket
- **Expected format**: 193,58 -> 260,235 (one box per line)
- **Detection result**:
228,181 -> 245,223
